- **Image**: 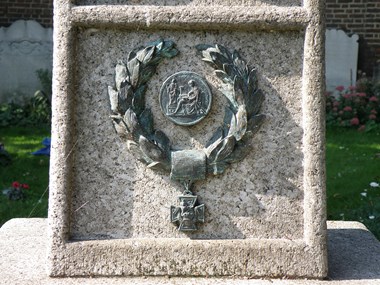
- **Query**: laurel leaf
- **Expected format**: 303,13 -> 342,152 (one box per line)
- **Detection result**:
139,65 -> 157,86
232,50 -> 248,79
234,105 -> 247,141
205,127 -> 224,148
247,114 -> 265,135
215,135 -> 236,162
216,44 -> 232,61
119,82 -> 133,108
223,140 -> 250,164
195,44 -> 214,53
206,142 -> 223,164
127,50 -> 137,62
222,63 -> 236,79
132,84 -> 146,116
208,161 -> 228,175
233,76 -> 245,106
112,118 -> 130,140
246,89 -> 265,118
115,61 -> 127,91
124,108 -> 142,140
209,51 -> 229,70
205,127 -> 226,162
142,46 -> 155,64
139,135 -> 168,164
108,86 -> 119,113
227,110 -> 237,138
160,40 -> 179,58
130,60 -> 141,88
218,84 -> 238,111
154,130 -> 171,155
139,108 -> 154,136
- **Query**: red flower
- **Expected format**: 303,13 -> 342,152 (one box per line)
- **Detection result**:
21,184 -> 29,190
350,117 -> 360,126
358,125 -> 366,132
369,96 -> 379,102
349,86 -> 356,91
369,114 -> 377,120
358,92 -> 366,97
343,106 -> 352,112
335,85 -> 345,92
12,181 -> 20,188
333,101 -> 340,107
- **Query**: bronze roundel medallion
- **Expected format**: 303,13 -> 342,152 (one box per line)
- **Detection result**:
159,71 -> 212,126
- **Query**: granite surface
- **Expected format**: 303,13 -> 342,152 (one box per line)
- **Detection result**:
70,29 -> 304,240
48,0 -> 326,278
2,219 -> 380,284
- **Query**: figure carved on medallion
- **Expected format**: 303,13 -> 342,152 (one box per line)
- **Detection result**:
160,71 -> 212,126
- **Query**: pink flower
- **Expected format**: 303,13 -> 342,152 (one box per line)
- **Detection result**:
369,96 -> 379,102
371,109 -> 377,114
358,125 -> 366,132
343,94 -> 351,99
12,181 -> 20,188
349,86 -> 356,91
21,184 -> 29,190
343,106 -> 352,112
333,107 -> 338,112
336,85 -> 345,92
369,114 -> 377,120
350,117 -> 360,126
333,101 -> 340,107
358,92 -> 366,97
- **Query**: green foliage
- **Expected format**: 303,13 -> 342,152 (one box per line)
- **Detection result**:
326,126 -> 380,239
326,80 -> 380,131
0,126 -> 50,226
0,69 -> 52,127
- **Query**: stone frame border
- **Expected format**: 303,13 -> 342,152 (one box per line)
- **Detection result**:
48,0 -> 327,278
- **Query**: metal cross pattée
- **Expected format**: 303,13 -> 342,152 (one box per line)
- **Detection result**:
170,191 -> 205,231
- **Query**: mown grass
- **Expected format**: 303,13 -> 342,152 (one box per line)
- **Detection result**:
1,125 -> 380,240
326,126 -> 380,238
0,126 -> 50,226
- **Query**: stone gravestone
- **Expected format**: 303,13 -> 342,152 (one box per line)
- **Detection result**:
48,0 -> 327,278
0,20 -> 53,104
325,28 -> 359,91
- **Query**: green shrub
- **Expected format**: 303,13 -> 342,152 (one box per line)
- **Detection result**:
0,69 -> 52,127
326,80 -> 380,132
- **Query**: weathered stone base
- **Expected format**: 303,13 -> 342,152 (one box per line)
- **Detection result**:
1,218 -> 379,284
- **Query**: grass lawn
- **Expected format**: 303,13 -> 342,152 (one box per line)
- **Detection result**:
1,125 -> 379,240
326,126 -> 380,238
0,126 -> 50,226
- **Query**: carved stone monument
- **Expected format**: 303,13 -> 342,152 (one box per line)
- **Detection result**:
48,0 -> 327,278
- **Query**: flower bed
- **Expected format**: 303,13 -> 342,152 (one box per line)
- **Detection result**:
326,80 -> 380,131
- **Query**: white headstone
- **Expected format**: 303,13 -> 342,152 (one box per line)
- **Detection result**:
0,20 -> 53,104
325,29 -> 359,91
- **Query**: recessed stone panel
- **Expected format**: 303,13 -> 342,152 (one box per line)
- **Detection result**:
48,0 -> 327,279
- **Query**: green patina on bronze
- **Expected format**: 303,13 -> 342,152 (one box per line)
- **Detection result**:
108,40 -> 265,231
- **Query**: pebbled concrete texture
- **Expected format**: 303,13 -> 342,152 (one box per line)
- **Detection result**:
49,0 -> 326,278
1,219 -> 380,284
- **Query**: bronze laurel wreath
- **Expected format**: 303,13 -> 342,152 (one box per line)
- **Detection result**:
108,40 -> 265,176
